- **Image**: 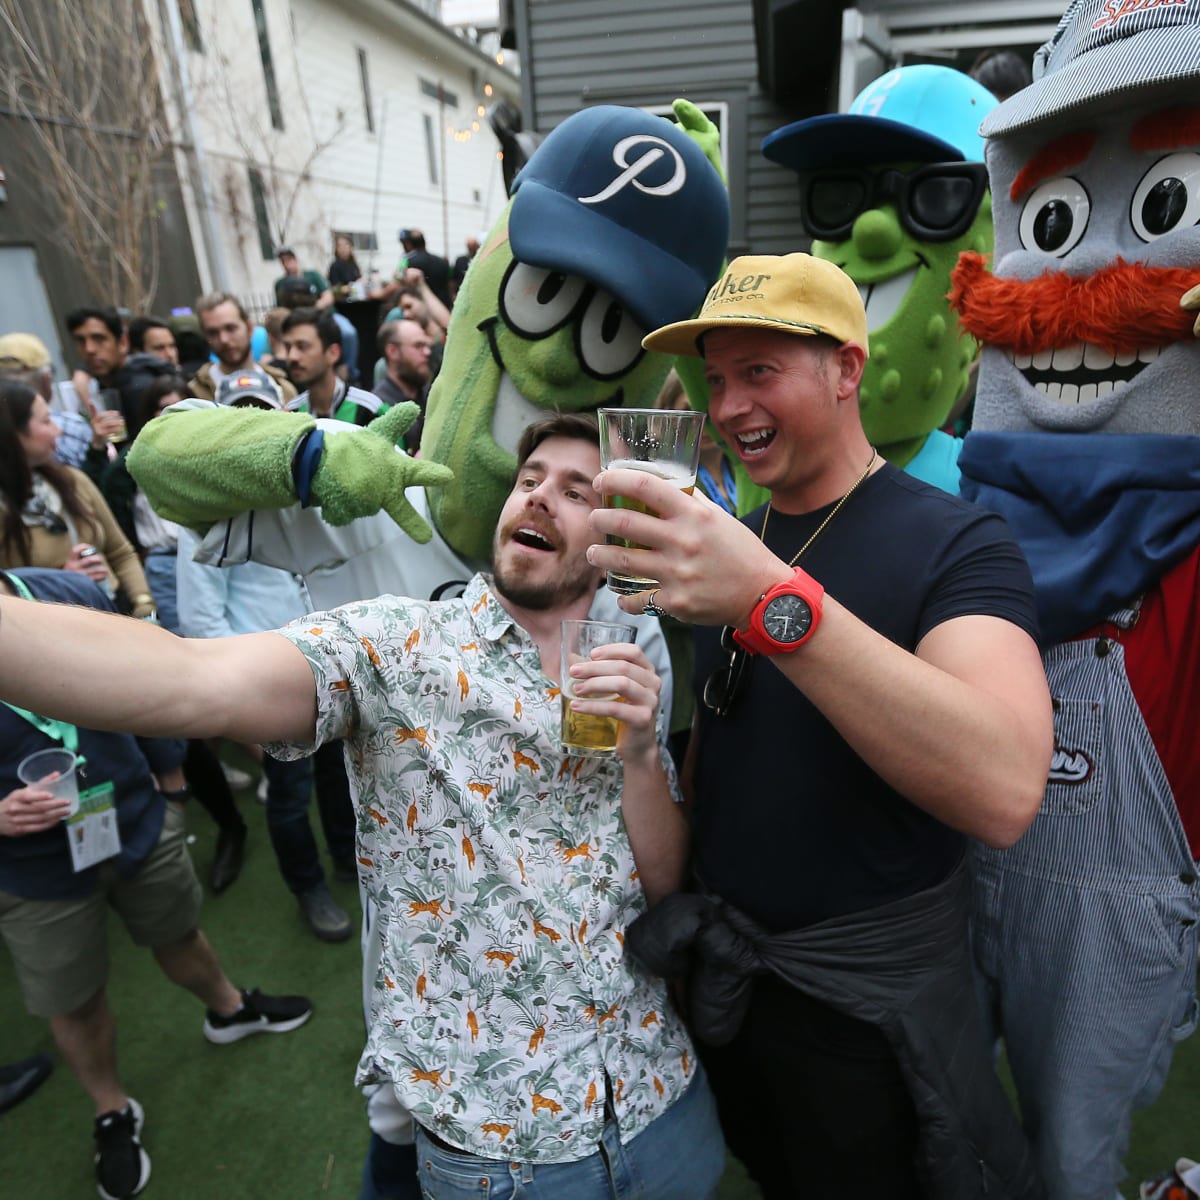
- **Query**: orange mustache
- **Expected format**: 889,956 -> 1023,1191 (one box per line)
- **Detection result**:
949,252 -> 1199,357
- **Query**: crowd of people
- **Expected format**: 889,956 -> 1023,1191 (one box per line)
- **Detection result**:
0,233 -> 473,1196
1,238 -> 1055,1200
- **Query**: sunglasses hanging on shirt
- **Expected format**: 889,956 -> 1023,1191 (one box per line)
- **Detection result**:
20,494 -> 68,536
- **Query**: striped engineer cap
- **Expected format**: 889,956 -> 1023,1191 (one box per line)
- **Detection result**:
982,0 -> 1200,137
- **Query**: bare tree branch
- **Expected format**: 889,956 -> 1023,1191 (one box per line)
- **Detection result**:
0,0 -> 169,311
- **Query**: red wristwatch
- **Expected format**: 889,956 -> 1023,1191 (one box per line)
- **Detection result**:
733,567 -> 825,656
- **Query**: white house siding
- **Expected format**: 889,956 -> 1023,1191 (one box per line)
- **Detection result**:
176,0 -> 519,302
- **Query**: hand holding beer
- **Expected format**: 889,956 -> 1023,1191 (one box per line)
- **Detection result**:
560,619 -> 650,759
597,407 -> 704,595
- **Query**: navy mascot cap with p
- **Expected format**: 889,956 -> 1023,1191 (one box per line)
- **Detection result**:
508,105 -> 730,332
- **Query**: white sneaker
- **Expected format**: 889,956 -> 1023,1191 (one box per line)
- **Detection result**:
221,764 -> 254,791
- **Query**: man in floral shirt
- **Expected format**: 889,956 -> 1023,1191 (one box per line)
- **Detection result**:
0,413 -> 724,1200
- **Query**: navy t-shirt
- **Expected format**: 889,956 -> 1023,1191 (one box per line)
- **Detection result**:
691,464 -> 1039,932
0,569 -> 180,900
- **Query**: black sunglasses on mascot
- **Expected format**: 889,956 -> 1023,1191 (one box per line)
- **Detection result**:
703,625 -> 753,719
799,161 -> 989,243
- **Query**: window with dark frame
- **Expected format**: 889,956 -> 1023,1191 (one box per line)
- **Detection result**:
250,0 -> 284,131
357,47 -> 375,133
419,77 -> 458,108
248,167 -> 276,261
333,230 -> 379,251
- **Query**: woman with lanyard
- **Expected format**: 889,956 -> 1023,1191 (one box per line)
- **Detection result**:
0,381 -> 248,891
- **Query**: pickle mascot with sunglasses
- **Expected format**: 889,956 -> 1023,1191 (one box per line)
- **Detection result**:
760,65 -> 998,493
944,2 -> 1200,1197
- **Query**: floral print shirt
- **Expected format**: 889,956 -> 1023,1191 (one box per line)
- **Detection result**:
268,574 -> 696,1162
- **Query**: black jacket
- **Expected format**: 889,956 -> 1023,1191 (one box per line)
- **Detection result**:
627,863 -> 1044,1200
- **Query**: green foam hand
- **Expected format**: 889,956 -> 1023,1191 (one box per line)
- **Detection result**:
674,99 -> 725,183
310,402 -> 454,542
129,405 -> 318,528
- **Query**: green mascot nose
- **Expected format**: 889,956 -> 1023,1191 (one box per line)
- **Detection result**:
853,208 -> 903,261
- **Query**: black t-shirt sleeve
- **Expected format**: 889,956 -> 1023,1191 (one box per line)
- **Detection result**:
917,509 -> 1040,646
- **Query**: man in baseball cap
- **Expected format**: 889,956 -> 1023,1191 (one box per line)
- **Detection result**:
589,251 -> 1050,1198
216,367 -> 283,410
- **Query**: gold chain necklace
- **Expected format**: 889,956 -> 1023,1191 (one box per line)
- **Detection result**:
759,449 -> 878,566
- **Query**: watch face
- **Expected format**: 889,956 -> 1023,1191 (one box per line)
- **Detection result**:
763,593 -> 812,644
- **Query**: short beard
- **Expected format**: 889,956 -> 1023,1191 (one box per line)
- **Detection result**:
491,540 -> 597,612
393,363 -> 427,391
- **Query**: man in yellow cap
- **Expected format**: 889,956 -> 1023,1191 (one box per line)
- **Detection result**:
588,253 -> 1053,1199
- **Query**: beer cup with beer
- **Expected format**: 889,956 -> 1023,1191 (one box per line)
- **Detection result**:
597,407 -> 704,594
560,619 -> 638,758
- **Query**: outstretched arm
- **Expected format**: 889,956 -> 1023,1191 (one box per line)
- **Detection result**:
0,594 -> 318,745
128,402 -> 451,542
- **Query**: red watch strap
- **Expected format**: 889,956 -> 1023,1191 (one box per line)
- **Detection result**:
732,567 -> 823,656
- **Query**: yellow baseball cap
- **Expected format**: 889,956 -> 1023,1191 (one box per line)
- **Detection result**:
642,252 -> 869,359
0,332 -> 52,371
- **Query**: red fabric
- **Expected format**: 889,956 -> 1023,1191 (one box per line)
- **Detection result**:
1130,106 -> 1200,154
1109,545 -> 1200,855
1009,130 -> 1097,201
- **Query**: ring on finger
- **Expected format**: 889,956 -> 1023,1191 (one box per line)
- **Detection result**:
642,589 -> 668,619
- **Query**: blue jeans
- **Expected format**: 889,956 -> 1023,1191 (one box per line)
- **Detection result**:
412,1069 -> 724,1200
360,1137 -> 420,1200
143,551 -> 179,634
262,744 -> 356,894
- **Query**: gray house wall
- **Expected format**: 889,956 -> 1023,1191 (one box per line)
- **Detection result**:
514,0 -> 830,257
0,117 -> 202,366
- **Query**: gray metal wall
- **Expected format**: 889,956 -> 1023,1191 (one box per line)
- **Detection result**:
515,0 -> 827,257
0,116 -> 202,363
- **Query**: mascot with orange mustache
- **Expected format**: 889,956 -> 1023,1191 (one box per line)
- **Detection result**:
950,3 -> 1200,1198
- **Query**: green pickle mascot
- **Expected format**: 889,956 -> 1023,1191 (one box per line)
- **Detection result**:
762,65 -> 997,492
947,2 -> 1200,1197
129,102 -> 730,576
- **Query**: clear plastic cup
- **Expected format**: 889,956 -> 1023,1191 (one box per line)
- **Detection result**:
597,407 -> 705,594
17,747 -> 81,819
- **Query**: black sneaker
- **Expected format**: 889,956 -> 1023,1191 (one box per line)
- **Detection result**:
0,1052 -> 52,1114
209,825 -> 247,895
202,988 -> 313,1045
94,1097 -> 150,1200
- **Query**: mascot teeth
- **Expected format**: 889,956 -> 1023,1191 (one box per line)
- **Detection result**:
1008,343 -> 1166,401
491,372 -> 545,455
857,267 -> 918,333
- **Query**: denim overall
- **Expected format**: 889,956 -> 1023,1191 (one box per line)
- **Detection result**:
972,608 -> 1199,1200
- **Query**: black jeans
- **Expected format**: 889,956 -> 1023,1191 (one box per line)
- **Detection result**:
182,739 -> 245,834
699,974 -> 921,1200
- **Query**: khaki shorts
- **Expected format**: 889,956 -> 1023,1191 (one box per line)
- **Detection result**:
0,802 -> 203,1018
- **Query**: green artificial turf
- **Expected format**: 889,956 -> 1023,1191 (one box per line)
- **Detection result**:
2,787 -> 1197,1198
